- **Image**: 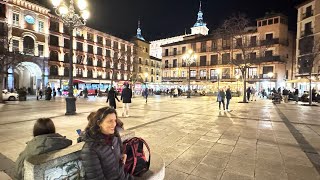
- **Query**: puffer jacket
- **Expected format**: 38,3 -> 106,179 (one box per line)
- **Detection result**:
80,131 -> 133,180
14,133 -> 72,180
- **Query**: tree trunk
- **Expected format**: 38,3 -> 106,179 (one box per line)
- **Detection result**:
309,72 -> 312,105
0,73 -> 4,103
242,69 -> 247,103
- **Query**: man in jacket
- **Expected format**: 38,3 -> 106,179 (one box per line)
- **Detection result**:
226,87 -> 232,111
121,84 -> 132,117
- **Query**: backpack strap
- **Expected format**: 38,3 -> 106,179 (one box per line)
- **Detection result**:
136,138 -> 151,170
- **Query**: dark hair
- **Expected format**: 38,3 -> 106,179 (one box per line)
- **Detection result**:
33,118 -> 56,137
85,107 -> 123,137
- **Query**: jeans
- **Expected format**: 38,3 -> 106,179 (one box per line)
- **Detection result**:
226,98 -> 230,110
122,103 -> 130,116
219,100 -> 225,110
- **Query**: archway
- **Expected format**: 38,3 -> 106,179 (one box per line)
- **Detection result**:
14,62 -> 43,93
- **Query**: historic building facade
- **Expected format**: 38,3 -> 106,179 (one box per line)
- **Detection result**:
161,13 -> 296,92
48,15 -> 134,91
296,0 -> 320,77
132,21 -> 162,91
150,2 -> 208,59
1,0 -> 50,91
1,0 -> 134,92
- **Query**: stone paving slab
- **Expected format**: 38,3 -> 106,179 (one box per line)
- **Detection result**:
0,96 -> 320,179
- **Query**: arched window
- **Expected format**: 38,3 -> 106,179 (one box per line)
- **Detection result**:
64,53 -> 69,63
87,57 -> 93,66
106,61 -> 111,69
23,36 -> 35,55
50,51 -> 59,61
151,76 -> 154,82
50,65 -> 58,76
87,69 -> 93,78
64,67 -> 69,77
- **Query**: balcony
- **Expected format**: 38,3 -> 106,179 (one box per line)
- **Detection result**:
302,10 -> 313,19
23,48 -> 34,56
260,38 -> 280,46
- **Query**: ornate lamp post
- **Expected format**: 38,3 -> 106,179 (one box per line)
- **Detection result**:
183,49 -> 197,98
51,0 -> 89,115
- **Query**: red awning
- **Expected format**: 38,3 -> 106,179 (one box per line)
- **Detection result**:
73,79 -> 86,83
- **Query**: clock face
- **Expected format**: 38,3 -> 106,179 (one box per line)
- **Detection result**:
25,15 -> 35,25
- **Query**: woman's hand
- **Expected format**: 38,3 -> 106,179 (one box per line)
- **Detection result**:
122,154 -> 127,164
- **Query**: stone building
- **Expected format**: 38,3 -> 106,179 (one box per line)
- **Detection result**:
161,13 -> 296,92
1,0 -> 134,93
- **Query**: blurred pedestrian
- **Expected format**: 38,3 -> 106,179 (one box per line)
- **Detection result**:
107,87 -> 120,109
121,84 -> 132,117
218,88 -> 226,111
143,88 -> 149,103
226,87 -> 232,111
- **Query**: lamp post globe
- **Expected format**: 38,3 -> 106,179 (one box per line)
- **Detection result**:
51,0 -> 89,115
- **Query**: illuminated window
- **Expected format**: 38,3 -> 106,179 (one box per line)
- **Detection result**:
38,21 -> 44,32
13,13 -> 19,26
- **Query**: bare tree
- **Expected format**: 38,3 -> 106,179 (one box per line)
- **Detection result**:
0,23 -> 29,103
216,14 -> 270,103
298,36 -> 320,105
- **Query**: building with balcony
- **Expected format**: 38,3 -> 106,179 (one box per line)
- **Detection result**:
296,0 -> 320,78
132,21 -> 162,91
1,0 -> 134,92
150,2 -> 209,59
161,13 -> 296,91
1,0 -> 50,91
48,15 -> 134,91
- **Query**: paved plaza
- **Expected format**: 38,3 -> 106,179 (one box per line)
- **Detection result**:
0,95 -> 320,180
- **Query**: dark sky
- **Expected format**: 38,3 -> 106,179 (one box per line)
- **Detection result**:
43,0 -> 306,41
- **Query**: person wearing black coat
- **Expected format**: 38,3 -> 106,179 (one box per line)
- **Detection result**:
107,87 -> 120,109
226,87 -> 232,111
121,85 -> 132,117
80,107 -> 133,180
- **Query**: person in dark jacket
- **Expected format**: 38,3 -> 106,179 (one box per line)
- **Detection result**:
121,85 -> 132,117
15,118 -> 72,180
107,87 -> 120,109
226,87 -> 232,111
217,88 -> 226,111
80,107 -> 133,180
143,88 -> 149,103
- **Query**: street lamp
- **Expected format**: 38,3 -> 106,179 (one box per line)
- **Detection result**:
51,0 -> 89,115
183,49 -> 197,98
268,72 -> 274,91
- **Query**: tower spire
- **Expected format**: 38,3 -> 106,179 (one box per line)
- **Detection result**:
136,19 -> 145,41
193,1 -> 206,27
191,1 -> 209,35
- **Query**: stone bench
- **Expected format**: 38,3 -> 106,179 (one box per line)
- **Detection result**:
24,130 -> 165,180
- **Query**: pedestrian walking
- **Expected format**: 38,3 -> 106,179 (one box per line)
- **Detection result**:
218,88 -> 226,111
121,84 -> 132,117
106,87 -> 120,109
143,88 -> 149,103
226,87 -> 232,111
45,86 -> 52,100
246,87 -> 251,102
282,88 -> 289,103
294,88 -> 299,103
52,88 -> 56,100
36,87 -> 40,100
251,87 -> 257,101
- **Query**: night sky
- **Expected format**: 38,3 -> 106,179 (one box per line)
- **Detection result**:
43,0 -> 306,41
